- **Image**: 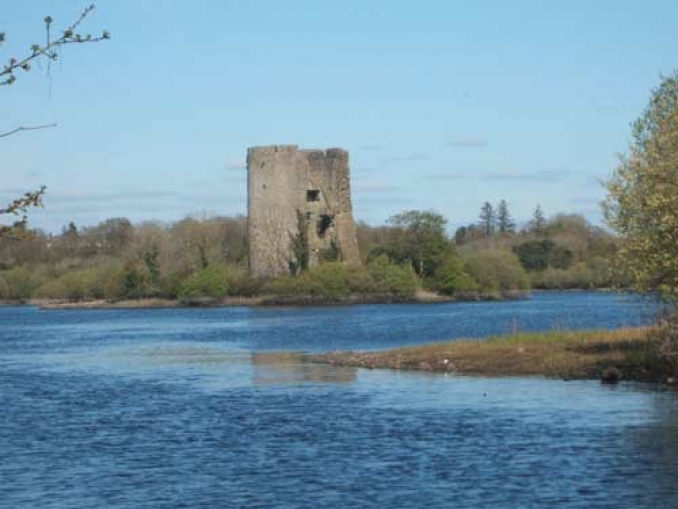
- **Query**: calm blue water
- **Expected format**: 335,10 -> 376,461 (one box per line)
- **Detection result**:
1,292 -> 677,508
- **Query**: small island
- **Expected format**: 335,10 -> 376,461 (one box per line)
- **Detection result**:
309,326 -> 678,386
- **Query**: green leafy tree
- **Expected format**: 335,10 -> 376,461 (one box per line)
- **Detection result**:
603,70 -> 678,298
387,210 -> 449,277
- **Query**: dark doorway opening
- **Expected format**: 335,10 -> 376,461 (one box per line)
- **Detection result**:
317,214 -> 333,237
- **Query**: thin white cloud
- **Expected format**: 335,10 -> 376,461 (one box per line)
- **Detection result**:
381,153 -> 429,163
482,170 -> 575,183
424,173 -> 464,181
357,144 -> 385,152
445,137 -> 488,148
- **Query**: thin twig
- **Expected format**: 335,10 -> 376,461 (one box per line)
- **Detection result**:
0,123 -> 57,139
0,4 -> 109,87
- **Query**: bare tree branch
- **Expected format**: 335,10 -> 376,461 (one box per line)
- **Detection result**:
0,123 -> 57,139
0,186 -> 46,240
0,186 -> 46,216
0,4 -> 110,87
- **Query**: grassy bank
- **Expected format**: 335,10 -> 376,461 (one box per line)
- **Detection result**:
25,294 -> 460,309
20,289 -> 532,309
309,327 -> 677,384
31,296 -> 265,309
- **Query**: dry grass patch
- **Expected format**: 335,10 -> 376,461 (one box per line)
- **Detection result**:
310,327 -> 658,380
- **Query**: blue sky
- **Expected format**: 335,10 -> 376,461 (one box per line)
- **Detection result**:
2,1 -> 677,233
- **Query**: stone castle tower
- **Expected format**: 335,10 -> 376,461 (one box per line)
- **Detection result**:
247,145 -> 361,278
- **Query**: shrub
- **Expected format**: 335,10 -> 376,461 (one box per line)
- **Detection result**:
107,261 -> 152,299
34,279 -> 69,300
530,260 -> 615,290
427,254 -> 477,295
31,263 -> 117,301
61,271 -> 90,301
463,249 -> 530,293
160,269 -> 190,299
318,241 -> 341,263
179,265 -> 230,300
219,265 -> 263,296
344,265 -> 375,294
263,263 -> 349,299
0,267 -> 40,300
263,259 -> 418,299
262,274 -> 306,296
86,262 -> 120,299
367,255 -> 418,297
0,276 -> 9,300
307,263 -> 350,299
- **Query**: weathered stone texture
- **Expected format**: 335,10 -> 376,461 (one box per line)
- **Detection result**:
247,145 -> 360,278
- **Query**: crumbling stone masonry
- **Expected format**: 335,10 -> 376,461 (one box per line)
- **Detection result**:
247,145 -> 361,278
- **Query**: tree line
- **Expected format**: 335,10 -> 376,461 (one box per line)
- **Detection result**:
360,203 -> 621,294
0,203 -> 622,304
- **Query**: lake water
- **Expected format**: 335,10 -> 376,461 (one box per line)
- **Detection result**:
1,292 -> 677,508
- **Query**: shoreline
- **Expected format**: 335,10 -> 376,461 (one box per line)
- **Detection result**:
307,327 -> 677,386
0,289 -> 616,310
2,290 -> 533,310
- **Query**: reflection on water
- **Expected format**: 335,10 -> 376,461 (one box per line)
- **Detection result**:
252,352 -> 356,385
133,344 -> 248,366
29,344 -> 358,388
34,342 -> 248,371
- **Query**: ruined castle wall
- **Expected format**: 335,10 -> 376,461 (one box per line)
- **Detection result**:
247,146 -> 301,278
247,145 -> 360,278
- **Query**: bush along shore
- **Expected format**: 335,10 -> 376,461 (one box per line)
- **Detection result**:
3,254 -> 531,309
308,327 -> 678,386
25,288 -> 530,309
